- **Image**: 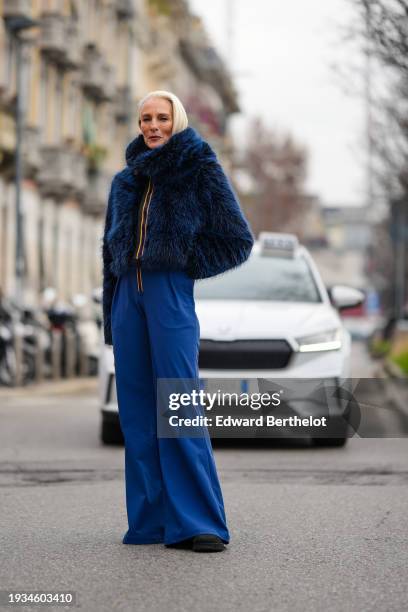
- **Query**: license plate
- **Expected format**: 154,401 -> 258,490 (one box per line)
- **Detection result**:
199,378 -> 259,395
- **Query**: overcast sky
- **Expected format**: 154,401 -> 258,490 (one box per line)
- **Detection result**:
189,0 -> 368,207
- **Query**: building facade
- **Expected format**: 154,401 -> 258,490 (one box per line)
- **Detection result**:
0,0 -> 238,310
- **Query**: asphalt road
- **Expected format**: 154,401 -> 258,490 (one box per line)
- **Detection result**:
0,342 -> 407,612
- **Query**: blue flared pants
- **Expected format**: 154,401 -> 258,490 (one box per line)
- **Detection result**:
111,263 -> 230,546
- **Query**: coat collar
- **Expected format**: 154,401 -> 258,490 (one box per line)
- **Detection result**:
124,126 -> 216,179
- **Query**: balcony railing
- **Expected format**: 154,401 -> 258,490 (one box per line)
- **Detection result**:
38,146 -> 87,199
39,13 -> 67,62
3,0 -> 32,20
82,46 -> 115,101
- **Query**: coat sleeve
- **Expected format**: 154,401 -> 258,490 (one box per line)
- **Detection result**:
101,179 -> 117,346
186,160 -> 255,279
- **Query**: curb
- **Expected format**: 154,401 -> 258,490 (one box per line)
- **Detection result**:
0,376 -> 98,398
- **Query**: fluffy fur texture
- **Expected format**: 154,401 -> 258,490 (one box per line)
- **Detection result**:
101,127 -> 254,345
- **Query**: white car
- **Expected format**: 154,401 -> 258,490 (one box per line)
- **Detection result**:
98,232 -> 364,446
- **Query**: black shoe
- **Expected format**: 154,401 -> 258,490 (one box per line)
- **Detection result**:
165,537 -> 194,550
192,534 -> 226,553
165,534 -> 227,552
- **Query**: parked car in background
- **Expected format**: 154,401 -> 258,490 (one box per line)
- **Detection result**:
99,233 -> 364,447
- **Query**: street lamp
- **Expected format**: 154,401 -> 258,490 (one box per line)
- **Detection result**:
3,12 -> 38,385
3,14 -> 39,310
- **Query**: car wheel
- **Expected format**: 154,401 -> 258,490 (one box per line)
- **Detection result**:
312,437 -> 347,448
101,417 -> 124,445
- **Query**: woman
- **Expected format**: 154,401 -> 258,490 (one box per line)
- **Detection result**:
102,90 -> 254,553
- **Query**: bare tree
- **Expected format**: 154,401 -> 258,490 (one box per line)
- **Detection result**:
355,0 -> 408,74
349,0 -> 408,197
349,0 -> 408,316
243,117 -> 309,238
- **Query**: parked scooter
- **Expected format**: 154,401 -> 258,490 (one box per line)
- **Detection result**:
0,293 -> 16,386
0,291 -> 51,386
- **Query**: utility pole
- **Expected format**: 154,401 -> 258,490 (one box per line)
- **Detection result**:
226,0 -> 234,63
394,198 -> 406,319
224,0 -> 235,159
224,0 -> 242,175
363,0 -> 407,321
3,13 -> 38,307
14,29 -> 26,309
3,12 -> 38,385
364,2 -> 374,215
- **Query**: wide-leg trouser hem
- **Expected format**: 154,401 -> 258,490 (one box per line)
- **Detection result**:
122,530 -> 230,546
122,531 -> 164,545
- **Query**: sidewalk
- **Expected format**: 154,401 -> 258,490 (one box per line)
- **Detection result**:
0,376 -> 98,398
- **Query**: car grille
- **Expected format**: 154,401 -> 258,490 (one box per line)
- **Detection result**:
199,339 -> 293,370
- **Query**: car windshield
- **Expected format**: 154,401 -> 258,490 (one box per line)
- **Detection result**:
194,253 -> 323,302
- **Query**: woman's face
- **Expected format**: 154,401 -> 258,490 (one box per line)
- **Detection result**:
139,97 -> 173,148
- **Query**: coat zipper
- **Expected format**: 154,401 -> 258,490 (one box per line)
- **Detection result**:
135,177 -> 153,293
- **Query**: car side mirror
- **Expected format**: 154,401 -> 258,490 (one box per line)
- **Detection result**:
328,285 -> 365,311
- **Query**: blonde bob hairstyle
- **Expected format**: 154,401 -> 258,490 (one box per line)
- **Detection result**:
137,90 -> 189,136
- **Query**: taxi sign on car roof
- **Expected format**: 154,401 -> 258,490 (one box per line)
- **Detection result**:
259,232 -> 299,258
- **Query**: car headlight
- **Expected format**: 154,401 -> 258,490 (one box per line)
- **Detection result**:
295,328 -> 342,352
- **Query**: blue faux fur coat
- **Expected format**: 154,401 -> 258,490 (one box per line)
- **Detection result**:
101,126 -> 254,345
